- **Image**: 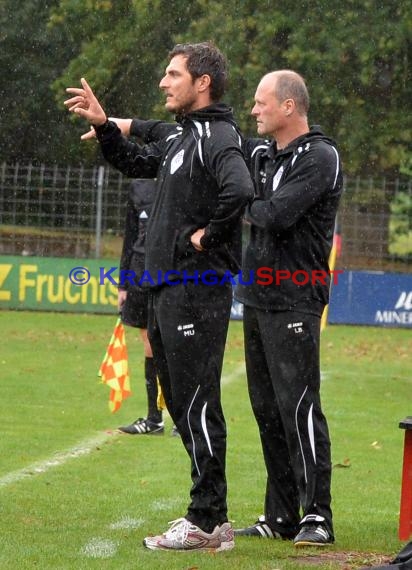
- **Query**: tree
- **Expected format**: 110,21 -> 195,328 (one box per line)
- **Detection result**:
2,0 -> 411,174
49,0 -> 202,163
178,0 -> 412,176
0,0 -> 82,163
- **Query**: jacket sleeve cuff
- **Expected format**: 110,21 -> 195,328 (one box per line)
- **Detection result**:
199,231 -> 215,250
94,120 -> 119,141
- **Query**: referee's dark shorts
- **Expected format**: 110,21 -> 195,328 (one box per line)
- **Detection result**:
120,253 -> 148,329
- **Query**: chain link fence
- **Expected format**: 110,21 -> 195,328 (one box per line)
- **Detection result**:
338,176 -> 411,272
0,162 -> 126,259
0,161 -> 411,272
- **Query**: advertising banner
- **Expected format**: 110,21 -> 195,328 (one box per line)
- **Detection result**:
0,255 -> 118,313
328,270 -> 412,328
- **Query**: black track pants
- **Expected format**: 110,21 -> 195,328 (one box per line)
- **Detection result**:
243,306 -> 334,539
148,282 -> 232,533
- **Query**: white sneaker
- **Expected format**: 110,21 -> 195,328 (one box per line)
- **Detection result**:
143,517 -> 234,551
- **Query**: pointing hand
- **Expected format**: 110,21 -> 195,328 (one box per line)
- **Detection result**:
64,77 -> 107,127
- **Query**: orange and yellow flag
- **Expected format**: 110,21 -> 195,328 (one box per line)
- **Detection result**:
98,318 -> 131,412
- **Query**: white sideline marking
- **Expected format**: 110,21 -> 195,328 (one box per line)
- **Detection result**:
1,364 -> 246,561
0,432 -> 114,489
81,537 -> 119,559
0,364 -> 247,490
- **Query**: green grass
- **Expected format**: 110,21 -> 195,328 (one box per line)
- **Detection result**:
1,310 -> 411,569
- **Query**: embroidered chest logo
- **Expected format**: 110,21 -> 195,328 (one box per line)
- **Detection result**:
272,165 -> 285,192
170,149 -> 185,174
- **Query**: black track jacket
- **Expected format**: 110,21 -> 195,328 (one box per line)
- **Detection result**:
95,104 -> 254,285
237,128 -> 343,316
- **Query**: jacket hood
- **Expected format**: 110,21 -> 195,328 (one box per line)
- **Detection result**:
176,103 -> 235,125
268,125 -> 338,158
304,125 -> 338,147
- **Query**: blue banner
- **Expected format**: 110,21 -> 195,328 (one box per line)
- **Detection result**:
328,270 -> 412,328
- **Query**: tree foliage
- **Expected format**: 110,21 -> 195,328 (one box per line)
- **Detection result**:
1,0 -> 411,174
0,0 -> 81,163
182,0 -> 412,175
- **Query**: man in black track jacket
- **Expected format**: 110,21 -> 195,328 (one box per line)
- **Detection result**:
234,71 -> 343,547
125,69 -> 343,548
65,42 -> 254,553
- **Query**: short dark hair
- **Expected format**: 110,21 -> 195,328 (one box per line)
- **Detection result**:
274,71 -> 310,116
168,41 -> 227,101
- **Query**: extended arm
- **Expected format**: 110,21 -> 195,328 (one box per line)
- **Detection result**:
80,118 -> 176,142
130,119 -> 177,143
65,79 -> 163,178
81,118 -> 133,141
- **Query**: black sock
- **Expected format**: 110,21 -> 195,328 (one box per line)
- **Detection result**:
145,357 -> 162,423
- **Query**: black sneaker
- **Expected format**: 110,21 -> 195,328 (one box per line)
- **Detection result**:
118,417 -> 164,435
234,515 -> 288,539
293,524 -> 333,547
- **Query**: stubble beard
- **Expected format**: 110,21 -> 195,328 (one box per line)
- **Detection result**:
166,93 -> 198,115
